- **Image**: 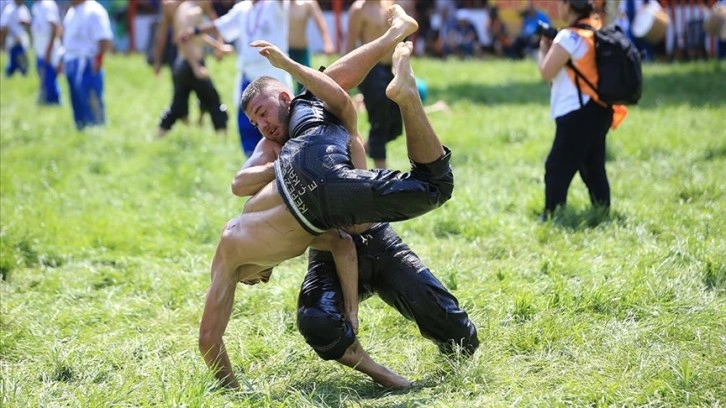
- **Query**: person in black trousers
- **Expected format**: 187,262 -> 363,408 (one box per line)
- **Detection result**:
537,0 -> 614,220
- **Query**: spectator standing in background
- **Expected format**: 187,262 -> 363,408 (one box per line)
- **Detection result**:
154,0 -> 229,139
181,0 -> 292,157
0,0 -> 31,77
508,1 -> 551,59
617,0 -> 653,61
537,0 -> 619,220
346,0 -> 402,169
487,5 -> 511,57
31,0 -> 62,105
288,0 -> 334,93
61,0 -> 113,130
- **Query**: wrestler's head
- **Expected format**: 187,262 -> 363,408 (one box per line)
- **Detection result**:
241,76 -> 293,145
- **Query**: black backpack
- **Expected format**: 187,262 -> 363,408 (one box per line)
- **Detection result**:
567,24 -> 642,106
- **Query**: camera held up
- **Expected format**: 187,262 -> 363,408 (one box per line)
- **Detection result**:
536,21 -> 559,40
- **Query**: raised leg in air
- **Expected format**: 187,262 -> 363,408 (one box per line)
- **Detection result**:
325,5 -> 418,91
386,41 -> 446,165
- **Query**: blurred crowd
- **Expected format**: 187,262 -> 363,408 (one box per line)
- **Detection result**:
410,0 -> 726,61
119,0 -> 726,61
6,1 -> 724,61
2,0 -> 724,133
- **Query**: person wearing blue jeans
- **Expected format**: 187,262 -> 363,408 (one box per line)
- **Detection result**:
64,57 -> 105,128
31,0 -> 63,105
0,0 -> 31,77
181,0 -> 293,156
61,0 -> 113,130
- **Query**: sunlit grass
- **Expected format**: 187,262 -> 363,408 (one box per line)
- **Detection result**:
1,52 -> 725,406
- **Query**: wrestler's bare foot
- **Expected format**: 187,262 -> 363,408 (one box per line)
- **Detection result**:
337,340 -> 414,390
387,4 -> 418,40
370,369 -> 414,390
386,42 -> 418,104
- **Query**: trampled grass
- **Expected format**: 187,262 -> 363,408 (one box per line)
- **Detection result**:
1,52 -> 725,407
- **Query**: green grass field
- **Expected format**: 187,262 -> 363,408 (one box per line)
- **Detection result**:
1,52 -> 725,407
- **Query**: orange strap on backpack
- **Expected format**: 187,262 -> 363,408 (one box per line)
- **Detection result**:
611,105 -> 628,130
567,18 -> 629,130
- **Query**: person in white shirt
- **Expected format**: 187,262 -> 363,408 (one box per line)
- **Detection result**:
616,0 -> 653,61
31,0 -> 62,104
537,0 -> 615,220
0,0 -> 31,77
61,0 -> 113,129
181,0 -> 293,156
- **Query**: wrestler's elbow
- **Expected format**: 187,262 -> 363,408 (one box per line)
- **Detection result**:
338,101 -> 358,134
230,179 -> 248,197
231,175 -> 258,197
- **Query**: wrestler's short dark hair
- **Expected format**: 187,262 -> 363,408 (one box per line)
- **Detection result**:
240,76 -> 286,112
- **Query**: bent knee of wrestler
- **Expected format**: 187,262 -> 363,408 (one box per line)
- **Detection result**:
437,324 -> 480,357
410,146 -> 454,206
217,218 -> 245,250
297,307 -> 356,361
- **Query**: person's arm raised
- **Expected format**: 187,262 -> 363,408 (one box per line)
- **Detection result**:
251,40 -> 357,136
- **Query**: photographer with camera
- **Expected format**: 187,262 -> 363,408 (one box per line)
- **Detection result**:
537,0 -> 620,221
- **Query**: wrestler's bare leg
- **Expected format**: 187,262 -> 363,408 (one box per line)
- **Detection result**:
386,41 -> 446,165
337,339 -> 413,389
325,5 -> 418,91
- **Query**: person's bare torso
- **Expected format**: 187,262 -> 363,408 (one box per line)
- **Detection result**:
289,0 -> 312,49
229,181 -> 314,281
173,0 -> 204,62
355,0 -> 394,64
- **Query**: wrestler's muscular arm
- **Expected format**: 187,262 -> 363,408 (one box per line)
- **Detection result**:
251,41 -> 358,138
310,230 -> 359,333
231,142 -> 360,332
231,138 -> 281,197
198,260 -> 241,389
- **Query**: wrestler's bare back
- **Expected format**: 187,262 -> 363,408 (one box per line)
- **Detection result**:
225,176 -> 372,282
349,0 -> 396,64
173,1 -> 205,62
224,180 -> 314,280
289,1 -> 312,49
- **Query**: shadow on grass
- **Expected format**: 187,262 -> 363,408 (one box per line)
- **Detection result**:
427,65 -> 726,108
266,377 -> 434,406
540,207 -> 626,230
